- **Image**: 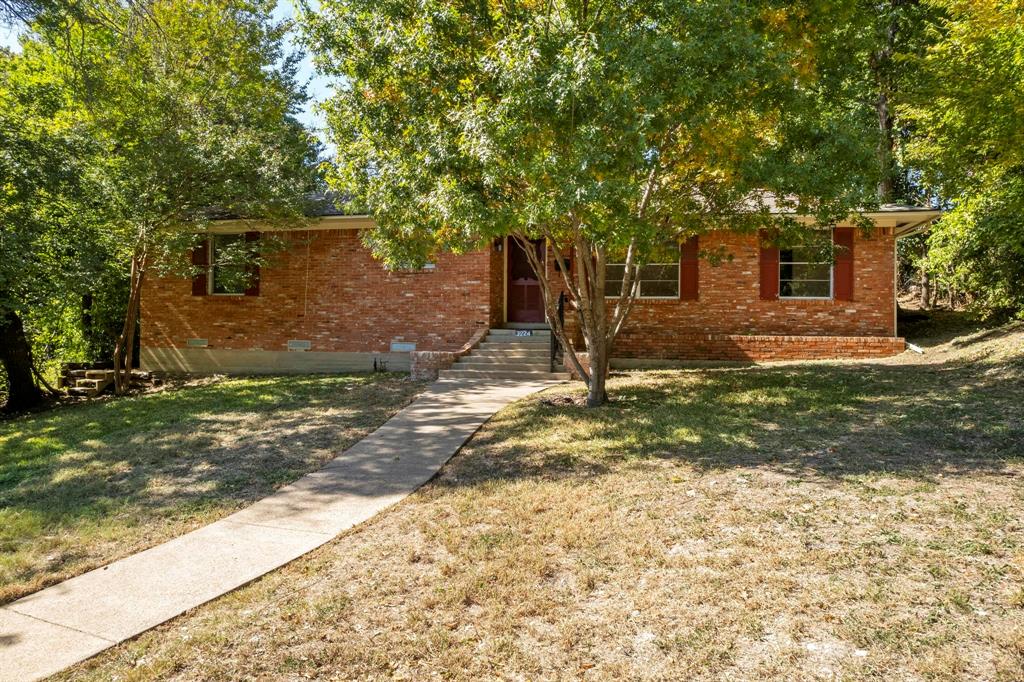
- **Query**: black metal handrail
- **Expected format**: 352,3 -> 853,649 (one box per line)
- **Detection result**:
549,291 -> 565,373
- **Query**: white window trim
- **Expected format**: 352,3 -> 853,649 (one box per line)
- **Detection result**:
778,229 -> 835,301
604,260 -> 681,300
208,235 -> 247,296
778,262 -> 834,300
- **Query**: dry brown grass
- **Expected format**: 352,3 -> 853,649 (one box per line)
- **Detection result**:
62,318 -> 1024,681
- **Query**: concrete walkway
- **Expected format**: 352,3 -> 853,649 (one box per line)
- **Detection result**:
0,377 -> 558,682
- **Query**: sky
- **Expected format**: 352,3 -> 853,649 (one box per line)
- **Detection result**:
1,1 -> 334,148
273,0 -> 333,146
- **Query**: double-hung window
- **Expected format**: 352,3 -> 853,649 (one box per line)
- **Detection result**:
604,241 -> 680,299
210,233 -> 248,295
779,231 -> 833,299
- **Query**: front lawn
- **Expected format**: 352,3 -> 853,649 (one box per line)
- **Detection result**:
65,320 -> 1024,681
0,373 -> 424,605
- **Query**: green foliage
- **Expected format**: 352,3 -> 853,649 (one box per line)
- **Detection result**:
1,0 -> 323,401
927,179 -> 1024,317
0,46 -> 94,318
902,0 -> 1024,317
43,0 -> 322,274
0,42 -> 111,404
304,0 -> 881,268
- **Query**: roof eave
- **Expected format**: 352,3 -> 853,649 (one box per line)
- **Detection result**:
206,214 -> 375,232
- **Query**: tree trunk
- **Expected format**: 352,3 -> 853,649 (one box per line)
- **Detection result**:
876,89 -> 895,203
1,309 -> 46,412
113,248 -> 146,395
920,268 -> 932,310
581,241 -> 611,408
918,240 -> 931,309
872,5 -> 901,203
511,166 -> 658,409
585,343 -> 608,407
514,232 -> 632,408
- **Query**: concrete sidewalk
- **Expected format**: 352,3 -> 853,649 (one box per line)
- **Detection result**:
0,377 -> 557,682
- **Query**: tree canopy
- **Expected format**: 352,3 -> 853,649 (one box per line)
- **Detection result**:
900,0 -> 1024,317
0,42 -> 103,409
1,0 -> 321,407
305,0 -> 883,404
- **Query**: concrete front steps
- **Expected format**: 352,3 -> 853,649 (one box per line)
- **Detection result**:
57,368 -> 154,397
440,327 -> 570,381
61,369 -> 115,397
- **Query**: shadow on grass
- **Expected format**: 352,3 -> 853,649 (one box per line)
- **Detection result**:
0,374 -> 420,592
456,352 -> 1024,488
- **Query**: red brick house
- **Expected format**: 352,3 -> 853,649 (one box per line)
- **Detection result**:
140,205 -> 939,378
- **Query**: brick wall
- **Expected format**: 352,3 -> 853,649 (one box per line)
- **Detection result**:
141,228 -> 493,355
539,228 -> 900,362
608,228 -> 898,360
613,334 -> 905,363
142,224 -> 903,368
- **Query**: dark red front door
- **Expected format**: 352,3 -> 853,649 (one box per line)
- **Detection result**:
507,239 -> 545,323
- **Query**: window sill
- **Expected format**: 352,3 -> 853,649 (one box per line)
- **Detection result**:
779,296 -> 833,301
776,297 -> 840,305
606,296 -> 690,304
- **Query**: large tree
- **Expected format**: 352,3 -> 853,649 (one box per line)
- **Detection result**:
902,0 -> 1024,318
857,0 -> 936,203
0,45 -> 95,411
306,0 -> 879,405
35,0 -> 321,392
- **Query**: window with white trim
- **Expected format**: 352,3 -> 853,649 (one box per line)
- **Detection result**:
779,231 -> 832,299
604,241 -> 680,298
210,233 -> 248,295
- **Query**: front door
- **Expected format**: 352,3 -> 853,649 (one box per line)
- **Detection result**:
507,238 -> 545,323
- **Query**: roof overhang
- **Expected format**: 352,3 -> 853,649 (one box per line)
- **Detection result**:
207,214 -> 374,233
883,210 -> 943,238
208,207 -> 942,237
785,208 -> 942,237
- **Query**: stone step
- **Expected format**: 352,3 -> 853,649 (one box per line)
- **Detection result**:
479,336 -> 549,346
457,353 -> 550,364
84,369 -> 116,380
469,350 -> 550,360
439,368 -> 569,381
455,359 -> 552,371
68,386 -> 101,397
75,378 -> 108,389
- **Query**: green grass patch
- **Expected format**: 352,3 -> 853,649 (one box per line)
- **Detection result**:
0,373 -> 423,604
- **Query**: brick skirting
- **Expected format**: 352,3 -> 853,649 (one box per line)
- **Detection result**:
410,351 -> 456,381
612,334 -> 905,362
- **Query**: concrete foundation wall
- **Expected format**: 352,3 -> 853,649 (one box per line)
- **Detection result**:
141,347 -> 411,375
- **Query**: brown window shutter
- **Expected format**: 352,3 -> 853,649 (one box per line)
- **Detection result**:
759,231 -> 779,300
244,231 -> 261,296
680,236 -> 699,300
191,239 -> 209,296
833,227 -> 855,301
